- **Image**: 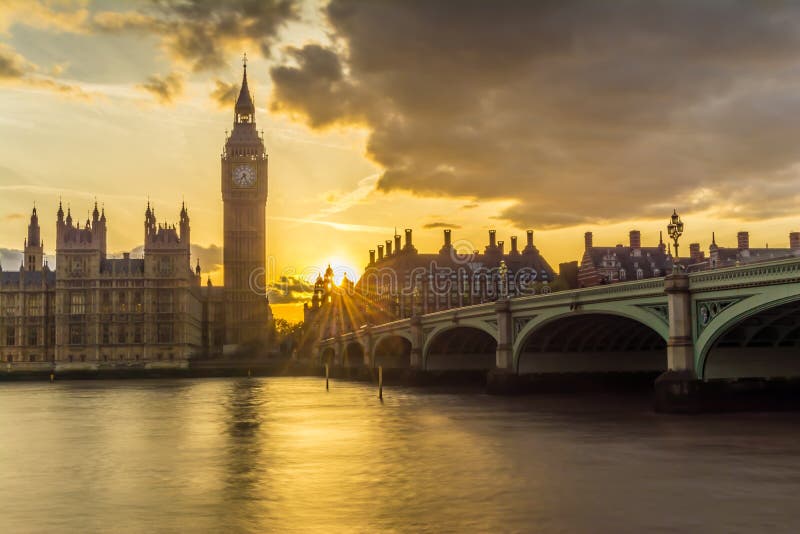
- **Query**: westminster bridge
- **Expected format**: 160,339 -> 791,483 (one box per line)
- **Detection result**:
317,257 -> 800,410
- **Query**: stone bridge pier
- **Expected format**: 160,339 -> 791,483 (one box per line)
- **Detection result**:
653,272 -> 701,411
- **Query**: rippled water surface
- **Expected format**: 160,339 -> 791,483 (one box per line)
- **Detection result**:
2,377 -> 800,533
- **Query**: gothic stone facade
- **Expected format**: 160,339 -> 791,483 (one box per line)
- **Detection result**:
0,203 -> 209,369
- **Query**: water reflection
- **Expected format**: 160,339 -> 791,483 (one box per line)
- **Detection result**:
1,378 -> 800,532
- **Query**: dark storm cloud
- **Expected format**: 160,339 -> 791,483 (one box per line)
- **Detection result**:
91,0 -> 299,72
271,44 -> 363,127
138,72 -> 183,103
270,0 -> 800,228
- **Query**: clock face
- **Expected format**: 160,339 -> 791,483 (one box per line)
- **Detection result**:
232,164 -> 256,187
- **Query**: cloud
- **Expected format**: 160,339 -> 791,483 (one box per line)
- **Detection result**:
269,215 -> 392,234
317,173 -> 379,217
270,44 -> 363,127
267,275 -> 315,304
0,44 -> 24,79
1,1 -> 300,105
0,248 -> 22,269
269,0 -> 800,229
191,244 -> 223,274
210,79 -> 238,108
0,1 -> 88,34
0,43 -> 91,99
90,1 -> 300,72
138,72 -> 184,104
423,222 -> 461,229
3,213 -> 25,221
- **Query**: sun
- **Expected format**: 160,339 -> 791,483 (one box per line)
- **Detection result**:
314,255 -> 360,285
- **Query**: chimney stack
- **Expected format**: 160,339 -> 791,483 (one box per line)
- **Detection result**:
404,228 -> 413,249
498,240 -> 504,255
510,236 -> 519,254
689,243 -> 702,262
585,231 -> 593,250
444,229 -> 452,248
385,239 -> 393,256
791,232 -> 800,251
369,250 -> 376,264
737,231 -> 749,251
377,244 -> 384,260
394,233 -> 401,253
629,230 -> 641,250
489,229 -> 497,248
527,230 -> 534,248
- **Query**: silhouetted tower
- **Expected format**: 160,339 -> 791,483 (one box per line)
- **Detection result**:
221,54 -> 271,344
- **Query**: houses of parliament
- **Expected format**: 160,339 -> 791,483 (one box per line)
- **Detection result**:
0,62 -> 271,369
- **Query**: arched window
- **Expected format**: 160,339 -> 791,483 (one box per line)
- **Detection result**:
636,268 -> 644,280
619,269 -> 627,281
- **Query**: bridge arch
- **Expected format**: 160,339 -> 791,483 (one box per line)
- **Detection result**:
514,311 -> 668,374
698,290 -> 800,379
423,324 -> 498,371
372,334 -> 412,369
343,341 -> 366,368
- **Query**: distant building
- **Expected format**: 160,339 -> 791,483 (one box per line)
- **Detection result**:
305,228 -> 556,339
578,230 -> 673,287
303,264 -> 356,340
577,228 -> 800,288
702,231 -> 800,269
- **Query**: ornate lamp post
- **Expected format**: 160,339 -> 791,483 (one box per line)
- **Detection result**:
667,209 -> 684,270
498,260 -> 508,299
412,285 -> 421,316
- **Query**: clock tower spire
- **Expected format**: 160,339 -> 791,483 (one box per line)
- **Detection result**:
221,54 -> 271,346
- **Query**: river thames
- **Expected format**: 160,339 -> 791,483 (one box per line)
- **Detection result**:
1,377 -> 800,533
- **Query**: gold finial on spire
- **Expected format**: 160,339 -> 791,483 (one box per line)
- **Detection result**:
243,52 -> 247,70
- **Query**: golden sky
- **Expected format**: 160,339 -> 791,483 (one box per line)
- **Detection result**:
2,1 -> 800,322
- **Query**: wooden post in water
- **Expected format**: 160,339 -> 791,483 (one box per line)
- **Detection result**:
325,363 -> 329,391
378,365 -> 383,400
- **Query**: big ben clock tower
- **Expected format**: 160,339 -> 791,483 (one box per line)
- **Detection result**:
221,56 -> 271,345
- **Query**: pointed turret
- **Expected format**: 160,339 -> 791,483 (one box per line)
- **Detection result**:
92,200 -> 100,222
24,205 -> 43,272
65,206 -> 72,226
235,53 -> 255,123
57,199 -> 64,222
179,201 -> 190,249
